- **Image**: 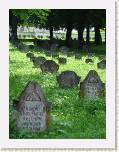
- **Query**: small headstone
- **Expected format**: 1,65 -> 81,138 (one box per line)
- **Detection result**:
33,56 -> 46,68
80,70 -> 105,99
97,59 -> 106,69
88,53 -> 94,58
40,60 -> 59,73
17,81 -> 51,132
58,57 -> 67,64
85,58 -> 94,64
75,53 -> 82,60
51,52 -> 59,58
57,71 -> 81,88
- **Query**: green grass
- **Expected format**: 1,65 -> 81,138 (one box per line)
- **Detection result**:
9,43 -> 106,139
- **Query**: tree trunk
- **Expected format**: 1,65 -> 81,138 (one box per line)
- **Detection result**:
86,25 -> 90,47
65,24 -> 72,47
50,26 -> 53,41
9,11 -> 18,42
78,27 -> 84,49
95,25 -> 102,45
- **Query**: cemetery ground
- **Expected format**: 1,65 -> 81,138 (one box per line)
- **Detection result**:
9,42 -> 106,139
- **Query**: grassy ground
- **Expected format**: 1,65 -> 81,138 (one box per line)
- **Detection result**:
9,43 -> 106,139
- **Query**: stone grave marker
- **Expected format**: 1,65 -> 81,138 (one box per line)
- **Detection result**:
40,60 -> 59,73
97,59 -> 106,69
17,81 -> 51,132
80,70 -> 105,99
58,57 -> 67,64
75,53 -> 82,60
33,56 -> 46,68
57,71 -> 81,88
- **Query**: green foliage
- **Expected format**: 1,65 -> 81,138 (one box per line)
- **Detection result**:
9,43 -> 106,139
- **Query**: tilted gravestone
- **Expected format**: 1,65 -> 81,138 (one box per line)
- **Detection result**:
17,81 -> 51,132
80,70 -> 105,99
97,59 -> 106,69
57,71 -> 81,88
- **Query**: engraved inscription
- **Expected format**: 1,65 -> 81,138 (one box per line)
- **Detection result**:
18,101 -> 46,131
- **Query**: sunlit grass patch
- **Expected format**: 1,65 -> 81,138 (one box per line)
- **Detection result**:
9,44 -> 106,139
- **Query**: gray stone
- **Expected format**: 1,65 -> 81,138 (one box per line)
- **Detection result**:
75,53 -> 82,60
51,52 -> 59,58
57,71 -> 81,88
33,56 -> 46,67
97,59 -> 106,69
17,81 -> 51,132
80,70 -> 105,99
40,60 -> 59,73
58,57 -> 67,64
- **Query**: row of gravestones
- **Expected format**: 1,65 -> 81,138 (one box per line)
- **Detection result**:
14,70 -> 105,133
26,52 -> 106,71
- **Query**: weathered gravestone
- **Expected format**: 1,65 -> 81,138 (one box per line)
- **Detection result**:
97,59 -> 106,69
75,53 -> 82,60
33,56 -> 46,68
40,60 -> 59,73
57,71 -> 81,88
17,81 -> 51,132
80,70 -> 105,99
58,57 -> 67,64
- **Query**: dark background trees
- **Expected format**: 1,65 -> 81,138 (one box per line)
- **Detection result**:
9,9 -> 106,49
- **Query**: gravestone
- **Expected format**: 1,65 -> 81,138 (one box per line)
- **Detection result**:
58,57 -> 67,64
80,70 -> 105,99
17,81 -> 51,132
51,52 -> 59,58
57,71 -> 81,88
75,53 -> 82,60
40,60 -> 59,73
97,59 -> 106,69
33,56 -> 46,68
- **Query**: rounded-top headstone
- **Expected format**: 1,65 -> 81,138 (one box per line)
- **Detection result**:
58,57 -> 67,64
57,71 -> 81,88
80,70 -> 105,99
17,81 -> 51,132
33,56 -> 46,67
40,60 -> 59,73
